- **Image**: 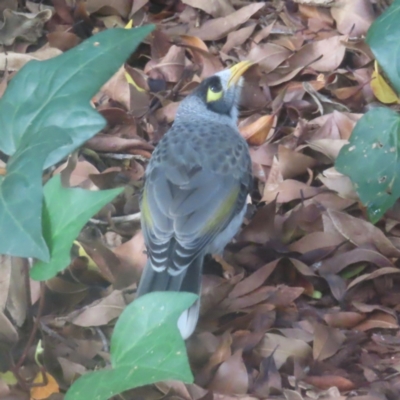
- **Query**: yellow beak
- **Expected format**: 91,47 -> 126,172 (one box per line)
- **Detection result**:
227,60 -> 254,88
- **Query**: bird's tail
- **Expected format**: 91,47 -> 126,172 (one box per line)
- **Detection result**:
136,255 -> 203,339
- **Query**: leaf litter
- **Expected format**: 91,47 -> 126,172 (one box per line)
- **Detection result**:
0,0 -> 400,399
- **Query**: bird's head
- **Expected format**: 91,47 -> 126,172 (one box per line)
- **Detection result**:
176,60 -> 254,126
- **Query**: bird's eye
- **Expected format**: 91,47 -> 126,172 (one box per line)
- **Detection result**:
206,80 -> 223,103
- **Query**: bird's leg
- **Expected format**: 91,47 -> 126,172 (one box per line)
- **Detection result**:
212,254 -> 235,280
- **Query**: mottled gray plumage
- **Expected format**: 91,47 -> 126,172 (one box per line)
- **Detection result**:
137,64 -> 253,339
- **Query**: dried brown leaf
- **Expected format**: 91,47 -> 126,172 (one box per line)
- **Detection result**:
0,9 -> 52,45
208,349 -> 248,394
240,115 -> 275,146
331,0 -> 374,37
354,311 -> 399,331
182,0 -> 234,18
262,179 -> 322,203
67,290 -> 125,327
256,333 -> 312,369
188,3 -> 265,41
313,322 -> 345,361
326,210 -> 400,258
222,23 -> 256,53
247,43 -> 292,74
303,375 -> 356,391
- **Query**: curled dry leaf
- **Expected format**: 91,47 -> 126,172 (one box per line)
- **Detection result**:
30,372 -> 59,400
346,267 -> 400,291
240,115 -> 275,146
0,9 -> 52,45
0,47 -> 62,72
85,134 -> 153,154
324,311 -> 366,329
85,0 -> 132,18
354,311 -> 399,331
317,167 -> 358,200
303,375 -> 356,391
305,139 -> 348,160
319,248 -> 393,275
177,35 -> 223,77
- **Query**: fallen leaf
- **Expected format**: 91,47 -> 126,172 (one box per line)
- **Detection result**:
208,349 -> 248,394
326,210 -> 400,258
188,3 -> 265,41
313,322 -> 345,361
256,333 -> 312,369
240,115 -> 275,145
30,372 -> 60,400
370,61 -> 400,104
67,290 -> 125,327
304,375 -> 355,391
331,0 -> 374,37
182,0 -> 234,18
0,9 -> 52,45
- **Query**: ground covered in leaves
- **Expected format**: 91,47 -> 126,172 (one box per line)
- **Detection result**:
0,0 -> 399,399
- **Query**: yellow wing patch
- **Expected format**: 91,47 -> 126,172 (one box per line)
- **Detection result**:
202,187 -> 240,234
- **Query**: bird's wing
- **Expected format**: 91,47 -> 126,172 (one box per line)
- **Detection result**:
141,161 -> 248,276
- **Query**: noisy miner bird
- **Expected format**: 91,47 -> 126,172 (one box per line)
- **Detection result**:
137,61 -> 254,339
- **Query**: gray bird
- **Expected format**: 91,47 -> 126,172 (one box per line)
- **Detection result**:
137,61 -> 253,339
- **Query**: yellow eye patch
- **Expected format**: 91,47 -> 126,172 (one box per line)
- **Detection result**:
206,85 -> 223,103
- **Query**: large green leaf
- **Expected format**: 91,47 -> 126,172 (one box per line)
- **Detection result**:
30,175 -> 122,281
0,26 -> 154,166
0,128 -> 70,260
65,292 -> 196,400
367,0 -> 400,93
0,26 -> 154,260
336,107 -> 400,223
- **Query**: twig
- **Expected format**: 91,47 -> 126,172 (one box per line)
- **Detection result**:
15,282 -> 45,370
90,212 -> 141,225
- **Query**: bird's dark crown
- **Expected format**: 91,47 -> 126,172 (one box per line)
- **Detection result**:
192,76 -> 232,116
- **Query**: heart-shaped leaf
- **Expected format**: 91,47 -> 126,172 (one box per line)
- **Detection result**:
0,25 -> 154,260
336,107 -> 400,223
65,292 -> 196,400
30,175 -> 122,281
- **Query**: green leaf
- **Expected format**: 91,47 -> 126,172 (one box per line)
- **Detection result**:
0,26 -> 154,166
30,175 -> 122,281
336,107 -> 400,223
367,0 -> 400,93
0,26 -> 154,260
65,292 -> 196,400
0,128 -> 70,261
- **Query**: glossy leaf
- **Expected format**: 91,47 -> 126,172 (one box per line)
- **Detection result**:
336,107 -> 400,223
30,175 -> 122,281
65,292 -> 196,400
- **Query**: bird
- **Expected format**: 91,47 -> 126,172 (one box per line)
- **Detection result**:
137,61 -> 254,339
